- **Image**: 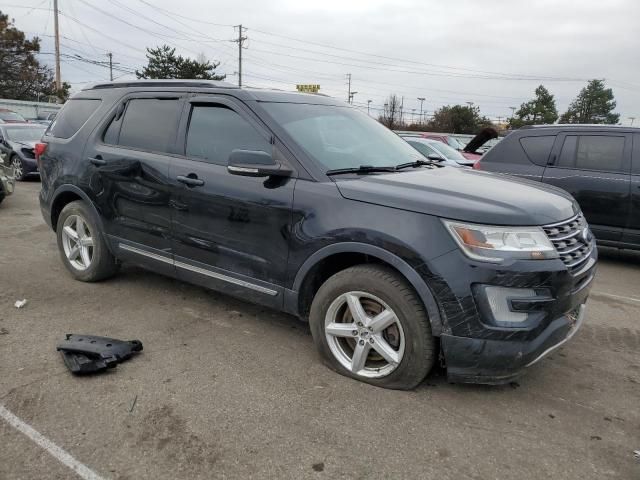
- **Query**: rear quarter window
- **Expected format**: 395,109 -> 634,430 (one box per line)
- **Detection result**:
519,135 -> 555,166
48,99 -> 101,139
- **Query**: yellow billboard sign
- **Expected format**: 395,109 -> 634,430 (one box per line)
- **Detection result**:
296,84 -> 320,93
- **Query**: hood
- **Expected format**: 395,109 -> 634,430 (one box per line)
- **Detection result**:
335,167 -> 578,226
10,140 -> 36,150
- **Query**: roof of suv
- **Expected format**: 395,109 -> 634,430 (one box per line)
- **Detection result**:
519,124 -> 639,132
80,79 -> 343,105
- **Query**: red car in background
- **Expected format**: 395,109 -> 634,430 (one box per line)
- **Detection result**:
418,133 -> 482,162
418,128 -> 499,163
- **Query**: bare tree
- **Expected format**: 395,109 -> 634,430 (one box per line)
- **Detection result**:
378,94 -> 403,129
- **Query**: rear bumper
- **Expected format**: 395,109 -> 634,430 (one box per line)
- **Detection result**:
441,304 -> 585,384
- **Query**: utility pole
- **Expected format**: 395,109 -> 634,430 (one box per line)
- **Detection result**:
53,0 -> 61,99
346,73 -> 352,103
509,106 -> 516,121
367,99 -> 372,115
107,52 -> 113,81
400,96 -> 404,125
234,25 -> 247,87
417,97 -> 425,125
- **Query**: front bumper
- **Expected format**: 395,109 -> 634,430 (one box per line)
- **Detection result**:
441,304 -> 586,384
420,237 -> 596,385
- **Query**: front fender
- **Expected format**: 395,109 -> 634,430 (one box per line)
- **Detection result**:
288,242 -> 446,336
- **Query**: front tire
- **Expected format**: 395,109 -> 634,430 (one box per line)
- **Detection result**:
56,201 -> 119,282
309,264 -> 435,390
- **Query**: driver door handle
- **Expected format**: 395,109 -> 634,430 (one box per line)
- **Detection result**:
176,174 -> 205,187
88,157 -> 106,166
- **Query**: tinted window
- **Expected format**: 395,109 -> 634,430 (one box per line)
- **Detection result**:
49,99 -> 101,139
118,98 -> 181,153
519,136 -> 555,166
103,115 -> 121,145
185,105 -> 271,165
634,133 -> 640,174
558,135 -> 625,172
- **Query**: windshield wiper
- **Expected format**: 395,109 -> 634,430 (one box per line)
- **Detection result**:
326,165 -> 397,176
394,159 -> 441,170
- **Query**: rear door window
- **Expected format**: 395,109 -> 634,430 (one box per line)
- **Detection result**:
118,98 -> 182,153
519,135 -> 555,166
557,135 -> 626,173
48,99 -> 101,139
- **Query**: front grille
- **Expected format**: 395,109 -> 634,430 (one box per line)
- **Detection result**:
543,214 -> 594,273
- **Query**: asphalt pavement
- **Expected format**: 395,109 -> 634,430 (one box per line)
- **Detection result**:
1,180 -> 639,479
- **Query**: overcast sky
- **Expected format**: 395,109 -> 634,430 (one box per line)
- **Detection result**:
5,0 -> 640,124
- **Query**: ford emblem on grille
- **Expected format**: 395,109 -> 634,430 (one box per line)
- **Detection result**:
581,227 -> 591,244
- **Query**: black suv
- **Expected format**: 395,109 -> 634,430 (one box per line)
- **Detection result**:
39,80 -> 596,389
475,125 -> 640,249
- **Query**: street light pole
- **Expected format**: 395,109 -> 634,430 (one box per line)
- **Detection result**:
417,97 -> 425,125
367,99 -> 372,115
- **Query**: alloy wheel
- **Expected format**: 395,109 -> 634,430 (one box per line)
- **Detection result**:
324,291 -> 405,378
11,157 -> 23,179
61,214 -> 94,271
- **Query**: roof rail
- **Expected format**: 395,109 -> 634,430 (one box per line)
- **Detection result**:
82,79 -> 237,90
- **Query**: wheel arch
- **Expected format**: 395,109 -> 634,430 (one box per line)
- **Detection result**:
289,242 -> 445,336
50,185 -> 111,251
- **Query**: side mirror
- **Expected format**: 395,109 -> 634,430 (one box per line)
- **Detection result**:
227,149 -> 292,178
427,153 -> 445,162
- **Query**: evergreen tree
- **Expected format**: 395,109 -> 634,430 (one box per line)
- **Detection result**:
509,85 -> 558,128
0,11 -> 69,101
559,79 -> 619,124
136,45 -> 225,80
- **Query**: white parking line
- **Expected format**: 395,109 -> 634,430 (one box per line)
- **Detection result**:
0,405 -> 106,480
591,291 -> 640,304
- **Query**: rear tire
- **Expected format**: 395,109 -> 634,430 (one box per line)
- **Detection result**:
309,264 -> 435,390
56,200 -> 119,282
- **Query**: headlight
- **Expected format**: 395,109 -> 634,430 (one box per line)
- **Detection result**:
443,220 -> 559,263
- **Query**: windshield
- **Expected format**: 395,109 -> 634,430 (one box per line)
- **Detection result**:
427,140 -> 466,161
0,111 -> 26,122
262,103 -> 423,171
5,127 -> 47,142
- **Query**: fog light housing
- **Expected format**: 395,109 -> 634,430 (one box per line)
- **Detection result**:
473,285 -> 551,328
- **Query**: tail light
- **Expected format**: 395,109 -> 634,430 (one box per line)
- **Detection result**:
472,160 -> 481,170
34,142 -> 47,160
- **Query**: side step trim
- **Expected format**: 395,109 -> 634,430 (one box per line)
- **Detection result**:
118,242 -> 278,296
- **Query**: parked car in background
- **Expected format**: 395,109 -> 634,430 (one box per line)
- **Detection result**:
451,134 -> 474,148
25,118 -> 53,126
400,136 -> 467,166
0,109 -> 27,124
39,80 -> 595,389
0,163 -> 16,205
474,124 -> 640,250
0,123 -> 47,180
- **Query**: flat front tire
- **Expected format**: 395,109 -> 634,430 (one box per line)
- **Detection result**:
56,200 -> 118,282
309,264 -> 435,390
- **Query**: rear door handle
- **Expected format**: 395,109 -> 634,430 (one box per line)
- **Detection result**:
176,174 -> 205,187
88,157 -> 106,166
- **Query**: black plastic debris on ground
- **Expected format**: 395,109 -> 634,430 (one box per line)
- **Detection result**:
57,334 -> 143,375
